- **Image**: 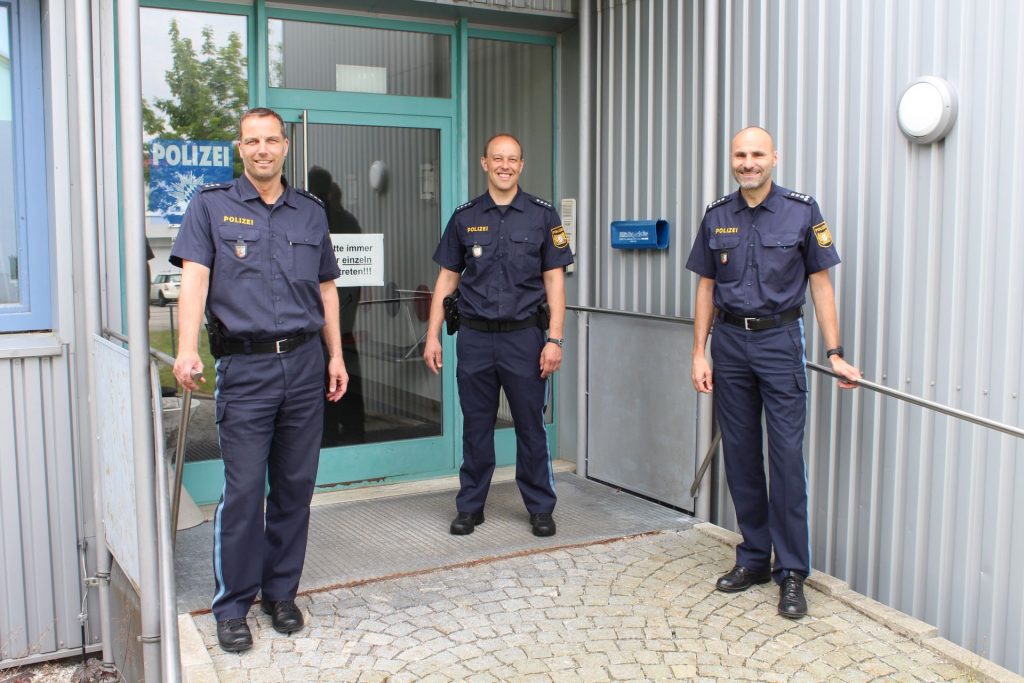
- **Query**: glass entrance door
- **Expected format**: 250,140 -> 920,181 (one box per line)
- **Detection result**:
287,113 -> 457,488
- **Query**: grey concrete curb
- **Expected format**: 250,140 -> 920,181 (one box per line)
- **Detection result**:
179,613 -> 218,683
693,522 -> 1024,683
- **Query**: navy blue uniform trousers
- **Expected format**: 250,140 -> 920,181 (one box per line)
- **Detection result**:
711,319 -> 811,582
455,326 -> 555,514
211,335 -> 324,620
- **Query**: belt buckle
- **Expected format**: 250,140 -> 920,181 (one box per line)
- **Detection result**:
743,317 -> 756,331
275,338 -> 286,354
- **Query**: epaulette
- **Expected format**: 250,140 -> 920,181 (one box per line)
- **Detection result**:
453,199 -> 475,213
295,187 -> 325,207
706,194 -> 732,211
197,182 -> 231,193
531,196 -> 554,210
785,191 -> 813,204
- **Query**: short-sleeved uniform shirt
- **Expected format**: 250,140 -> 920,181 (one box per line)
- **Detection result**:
170,174 -> 340,339
685,183 -> 840,316
433,189 -> 574,321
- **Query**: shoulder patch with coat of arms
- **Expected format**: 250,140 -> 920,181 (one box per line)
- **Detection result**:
812,221 -> 833,248
551,225 -> 569,249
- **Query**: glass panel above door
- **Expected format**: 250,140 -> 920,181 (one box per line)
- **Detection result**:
269,19 -> 451,98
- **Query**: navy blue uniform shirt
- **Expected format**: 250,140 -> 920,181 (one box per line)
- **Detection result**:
170,174 -> 340,339
433,189 -> 574,321
685,183 -> 840,316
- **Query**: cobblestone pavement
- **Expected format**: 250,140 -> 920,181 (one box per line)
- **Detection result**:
189,527 -> 978,682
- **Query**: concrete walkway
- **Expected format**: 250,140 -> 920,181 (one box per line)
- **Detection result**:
178,475 -> 1020,682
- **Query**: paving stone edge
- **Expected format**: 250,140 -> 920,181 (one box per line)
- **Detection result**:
693,522 -> 1024,683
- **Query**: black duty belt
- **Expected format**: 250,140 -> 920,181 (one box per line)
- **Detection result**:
220,332 -> 317,355
461,314 -> 540,333
718,307 -> 802,331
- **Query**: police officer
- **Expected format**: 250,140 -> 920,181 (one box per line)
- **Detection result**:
171,107 -> 347,652
424,133 -> 573,537
686,127 -> 861,618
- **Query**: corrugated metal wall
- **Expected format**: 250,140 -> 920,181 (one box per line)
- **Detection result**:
588,0 -> 1024,673
0,352 -> 85,663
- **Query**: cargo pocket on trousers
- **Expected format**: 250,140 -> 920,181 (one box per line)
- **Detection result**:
795,370 -> 808,393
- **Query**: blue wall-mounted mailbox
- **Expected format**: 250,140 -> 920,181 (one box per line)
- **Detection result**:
610,219 -> 670,250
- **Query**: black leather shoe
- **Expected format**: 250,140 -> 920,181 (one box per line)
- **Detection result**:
216,617 -> 253,652
778,575 -> 807,618
530,512 -> 556,537
261,600 -> 304,634
716,565 -> 772,593
450,511 -> 484,535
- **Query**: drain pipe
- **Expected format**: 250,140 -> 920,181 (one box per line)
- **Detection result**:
575,0 -> 593,478
116,0 -> 163,677
694,0 -> 719,522
75,0 -> 115,672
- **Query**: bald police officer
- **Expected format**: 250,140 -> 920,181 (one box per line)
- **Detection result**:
172,107 -> 347,652
686,127 -> 861,618
424,133 -> 573,538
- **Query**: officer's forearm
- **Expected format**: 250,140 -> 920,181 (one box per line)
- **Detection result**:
541,267 -> 566,338
319,282 -> 343,360
692,277 -> 716,357
808,270 -> 842,349
177,261 -> 210,354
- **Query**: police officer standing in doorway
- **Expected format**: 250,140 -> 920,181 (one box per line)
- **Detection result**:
171,107 -> 347,652
686,127 -> 861,618
424,133 -> 573,538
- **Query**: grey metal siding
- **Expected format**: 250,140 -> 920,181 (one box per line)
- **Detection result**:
0,351 -> 84,662
587,0 -> 1024,673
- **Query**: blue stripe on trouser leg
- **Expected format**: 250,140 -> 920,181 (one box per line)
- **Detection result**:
496,327 -> 555,514
711,320 -> 810,583
210,337 -> 324,620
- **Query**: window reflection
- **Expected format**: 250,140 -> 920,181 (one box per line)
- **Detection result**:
1,5 -> 19,305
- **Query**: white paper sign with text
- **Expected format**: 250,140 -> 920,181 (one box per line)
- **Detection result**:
331,233 -> 384,287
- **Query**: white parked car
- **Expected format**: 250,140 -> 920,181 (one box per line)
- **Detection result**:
150,272 -> 181,306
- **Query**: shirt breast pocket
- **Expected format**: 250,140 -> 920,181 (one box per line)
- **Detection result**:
286,226 -> 322,282
217,225 -> 262,279
510,229 -> 542,259
758,231 -> 804,285
463,231 -> 494,262
708,234 -> 742,282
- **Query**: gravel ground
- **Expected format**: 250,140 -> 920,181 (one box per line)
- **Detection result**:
1,657 -> 118,683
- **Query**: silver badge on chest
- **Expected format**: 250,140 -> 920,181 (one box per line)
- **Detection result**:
472,243 -> 483,258
235,238 -> 248,259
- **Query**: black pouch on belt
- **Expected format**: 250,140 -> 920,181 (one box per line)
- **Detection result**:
205,317 -> 225,359
536,302 -> 551,331
443,294 -> 460,335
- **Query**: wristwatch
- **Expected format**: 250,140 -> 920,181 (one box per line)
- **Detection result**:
826,346 -> 844,359
546,337 -> 564,347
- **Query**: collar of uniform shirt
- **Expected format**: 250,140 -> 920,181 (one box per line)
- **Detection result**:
480,188 -> 528,213
734,181 -> 781,213
236,173 -> 300,209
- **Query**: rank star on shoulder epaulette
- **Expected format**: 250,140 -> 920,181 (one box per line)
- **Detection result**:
786,191 -> 813,204
296,187 -> 324,207
454,199 -> 476,213
198,182 -> 231,193
706,194 -> 732,211
531,197 -> 554,210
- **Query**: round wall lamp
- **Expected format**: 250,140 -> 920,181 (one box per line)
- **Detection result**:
369,160 -> 389,193
897,76 -> 958,144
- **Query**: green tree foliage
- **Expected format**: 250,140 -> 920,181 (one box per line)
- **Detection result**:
143,20 -> 247,175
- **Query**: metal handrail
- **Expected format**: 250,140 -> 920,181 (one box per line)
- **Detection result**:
568,305 -> 1023,441
104,329 -> 196,541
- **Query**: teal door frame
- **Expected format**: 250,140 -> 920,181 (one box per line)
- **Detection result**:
173,5 -> 559,504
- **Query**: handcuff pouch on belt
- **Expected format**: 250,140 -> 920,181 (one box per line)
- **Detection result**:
443,294 -> 460,335
206,317 -> 226,359
536,302 -> 551,331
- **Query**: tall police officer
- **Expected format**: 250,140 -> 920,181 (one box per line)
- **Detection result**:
171,108 -> 347,652
686,127 -> 861,618
424,133 -> 573,538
